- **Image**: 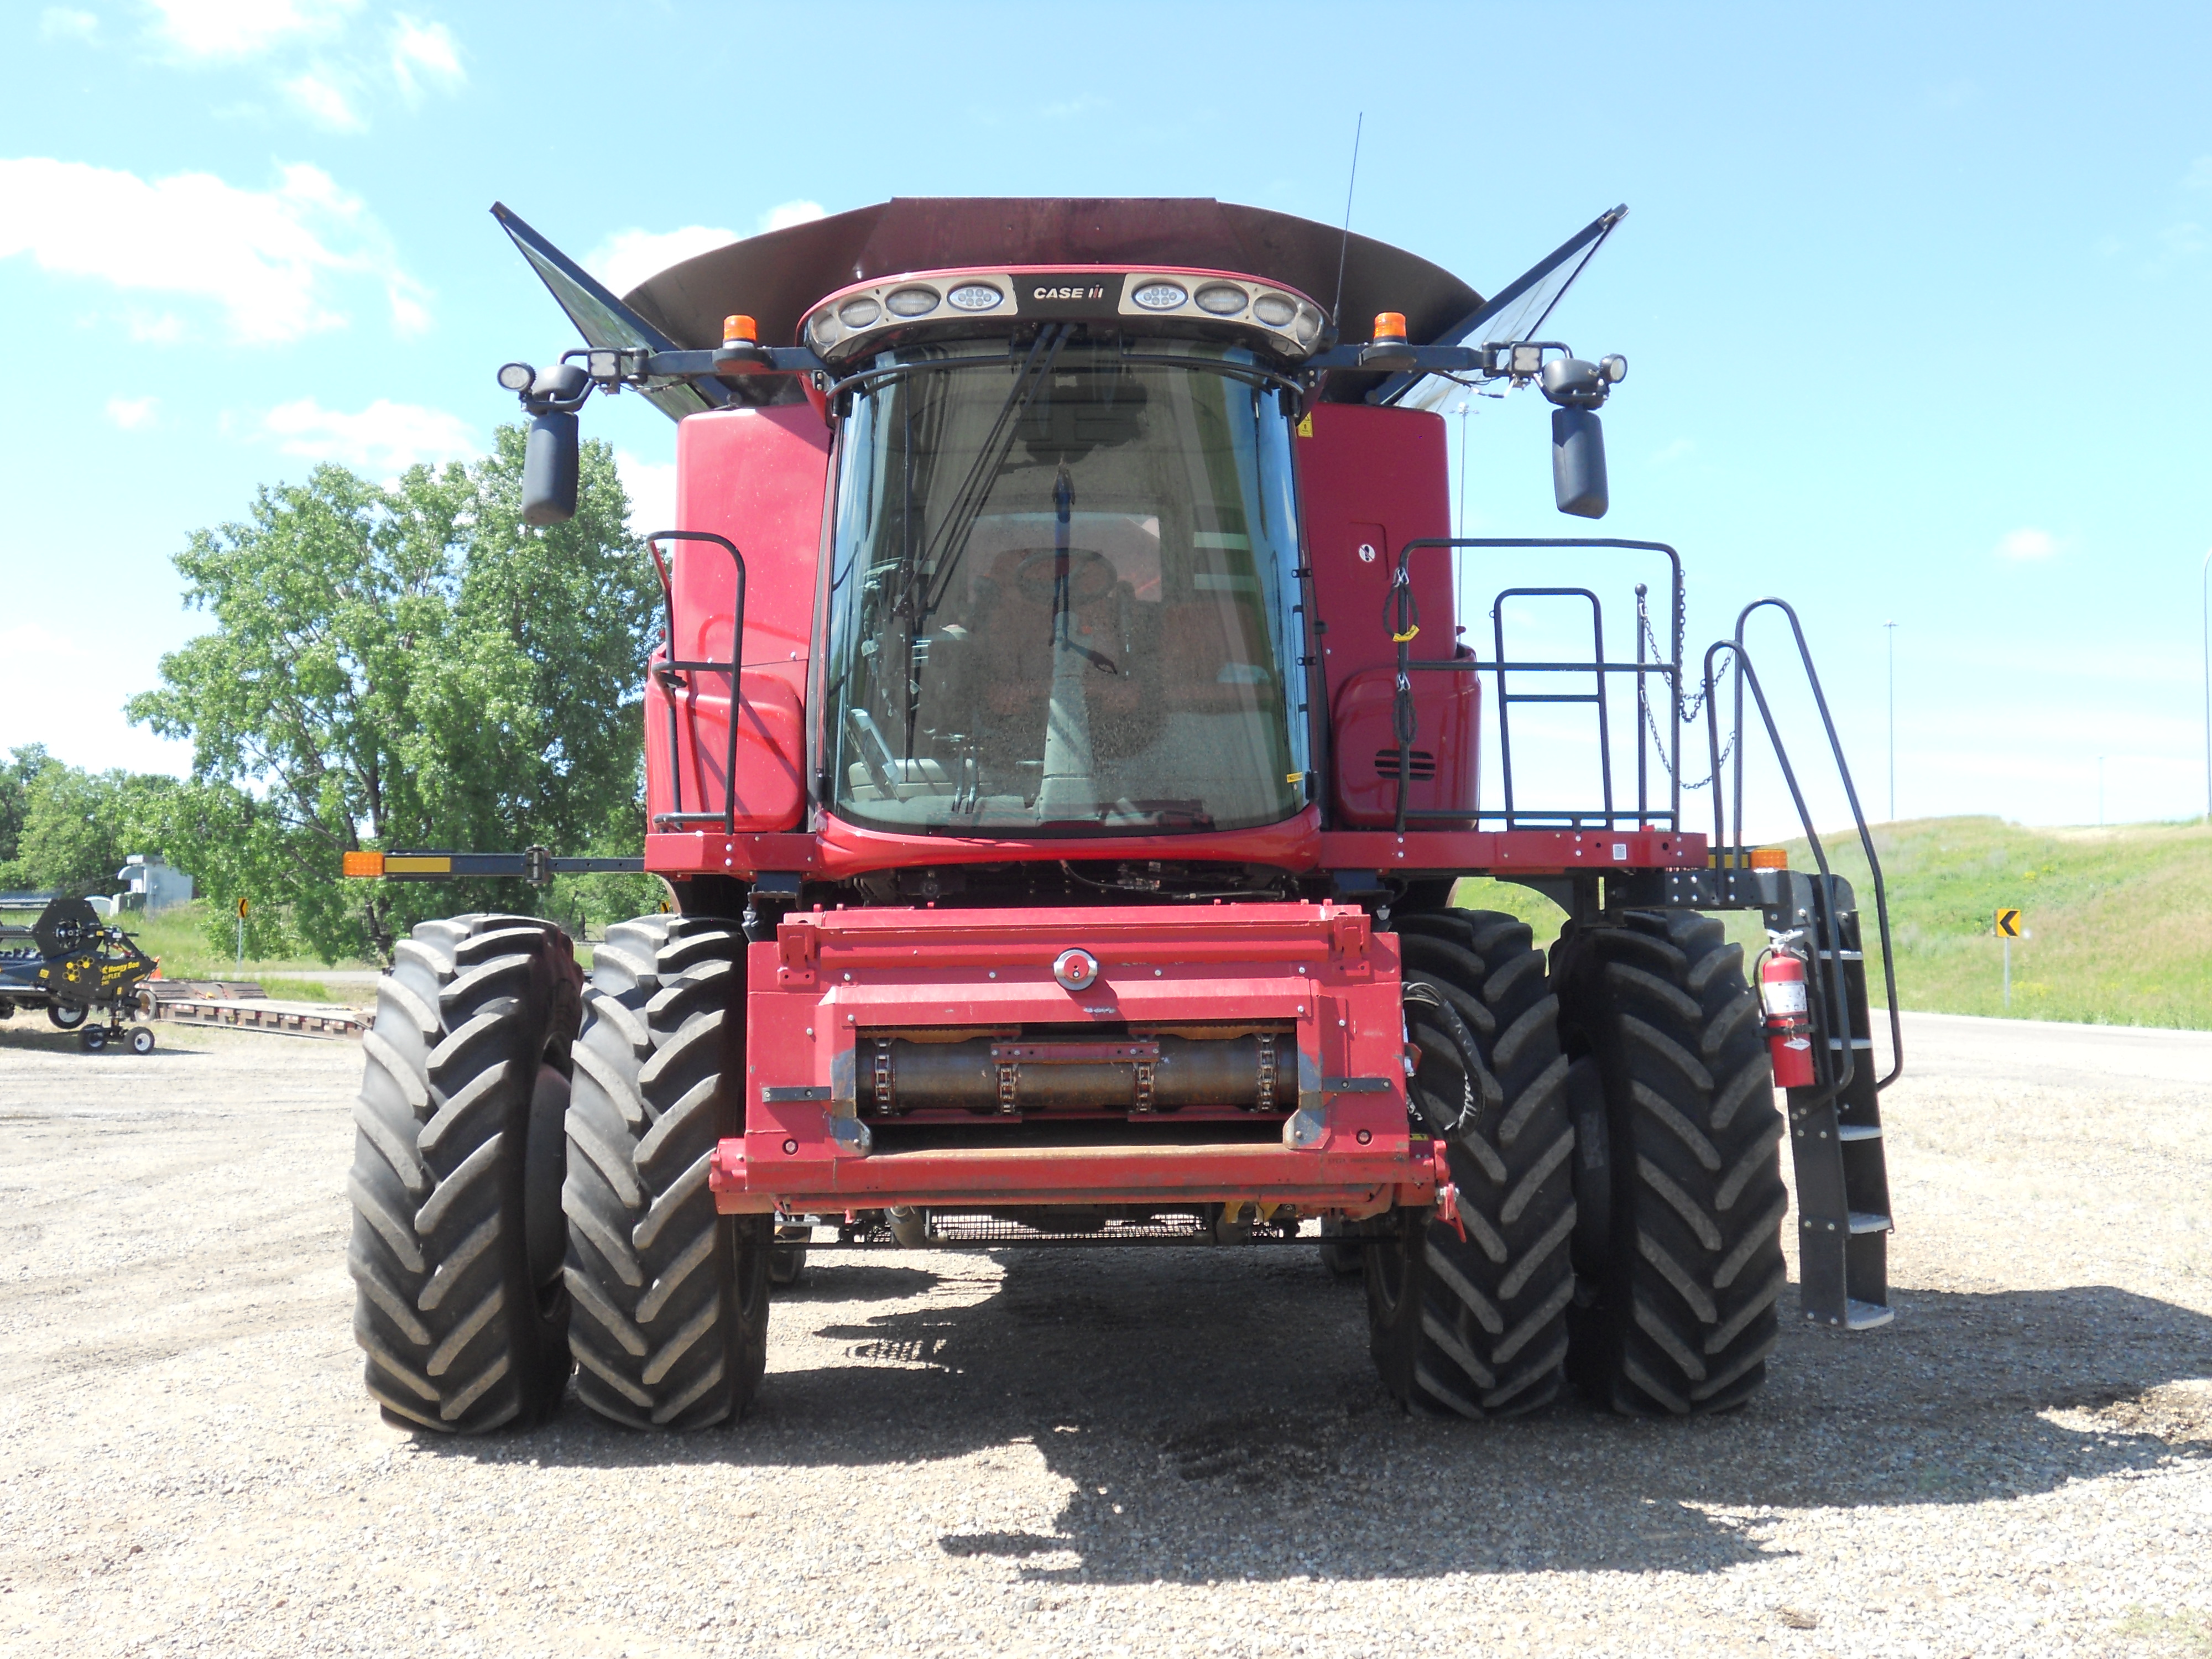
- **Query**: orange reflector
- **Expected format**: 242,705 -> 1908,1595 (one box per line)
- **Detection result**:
342,851 -> 385,878
1750,847 -> 1790,869
1371,311 -> 1407,342
722,314 -> 758,344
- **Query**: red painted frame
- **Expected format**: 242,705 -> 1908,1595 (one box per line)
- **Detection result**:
711,901 -> 1437,1218
647,823 -> 1706,879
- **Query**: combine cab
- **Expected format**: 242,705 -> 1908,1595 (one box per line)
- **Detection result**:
343,197 -> 1900,1433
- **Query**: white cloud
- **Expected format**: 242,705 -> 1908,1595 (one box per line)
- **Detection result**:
615,450 -> 677,539
40,8 -> 98,41
586,225 -> 738,298
145,0 -> 359,58
390,15 -> 462,101
125,310 -> 187,343
264,398 -> 479,472
2184,156 -> 2212,194
282,68 -> 367,132
0,158 -> 429,343
1996,527 -> 2058,561
106,395 -> 158,430
759,200 -> 826,233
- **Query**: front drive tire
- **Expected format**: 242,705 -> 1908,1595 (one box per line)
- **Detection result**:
1553,910 -> 1789,1416
1364,911 -> 1578,1418
563,915 -> 770,1430
347,914 -> 583,1433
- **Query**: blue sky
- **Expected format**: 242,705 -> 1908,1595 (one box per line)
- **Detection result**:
3,1 -> 2208,838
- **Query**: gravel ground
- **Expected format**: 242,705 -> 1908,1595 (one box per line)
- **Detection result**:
1,1011 -> 2207,1658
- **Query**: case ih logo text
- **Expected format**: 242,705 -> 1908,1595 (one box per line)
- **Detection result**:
1032,284 -> 1106,301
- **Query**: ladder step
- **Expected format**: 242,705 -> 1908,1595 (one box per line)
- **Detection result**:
1845,1298 -> 1895,1331
1816,949 -> 1864,961
1826,1036 -> 1875,1050
1848,1211 -> 1892,1234
1838,1123 -> 1882,1141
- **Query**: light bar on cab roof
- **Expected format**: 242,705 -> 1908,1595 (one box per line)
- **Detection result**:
797,268 -> 1326,363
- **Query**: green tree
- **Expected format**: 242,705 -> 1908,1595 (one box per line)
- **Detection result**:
0,745 -> 53,889
129,427 -> 658,962
3,758 -> 176,898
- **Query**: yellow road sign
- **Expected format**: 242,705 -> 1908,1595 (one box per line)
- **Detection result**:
1995,908 -> 2021,938
235,896 -> 249,920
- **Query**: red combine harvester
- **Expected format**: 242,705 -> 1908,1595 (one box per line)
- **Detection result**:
342,197 -> 1901,1434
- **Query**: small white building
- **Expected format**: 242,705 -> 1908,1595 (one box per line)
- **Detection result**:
118,854 -> 194,915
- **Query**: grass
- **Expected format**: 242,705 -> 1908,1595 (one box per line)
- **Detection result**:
1455,815 -> 2212,1031
2114,1607 -> 2212,1657
113,901 -> 598,995
115,902 -> 379,983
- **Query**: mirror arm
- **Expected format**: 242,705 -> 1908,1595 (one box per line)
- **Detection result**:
568,345 -> 829,389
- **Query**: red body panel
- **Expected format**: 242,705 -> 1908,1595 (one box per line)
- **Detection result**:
641,405 -> 827,834
1330,667 -> 1479,828
1314,827 -> 1703,875
1295,404 -> 1478,826
644,824 -> 1706,878
808,806 -> 1324,879
712,902 -> 1431,1216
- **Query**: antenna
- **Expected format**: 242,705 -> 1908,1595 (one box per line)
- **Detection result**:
1332,112 -> 1364,328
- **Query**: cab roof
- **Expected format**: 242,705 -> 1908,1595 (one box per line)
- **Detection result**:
618,196 -> 1483,358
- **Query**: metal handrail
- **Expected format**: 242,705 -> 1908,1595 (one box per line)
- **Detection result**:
1493,587 -> 1614,831
1386,538 -> 1686,833
1703,598 -> 1903,1095
644,530 -> 748,835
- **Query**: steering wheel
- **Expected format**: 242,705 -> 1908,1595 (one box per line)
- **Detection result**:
1012,546 -> 1118,606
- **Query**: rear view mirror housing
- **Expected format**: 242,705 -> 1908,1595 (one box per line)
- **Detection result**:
521,411 -> 579,525
1551,406 -> 1608,519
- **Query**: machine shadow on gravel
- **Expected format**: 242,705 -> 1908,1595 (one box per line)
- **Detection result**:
410,1250 -> 2212,1585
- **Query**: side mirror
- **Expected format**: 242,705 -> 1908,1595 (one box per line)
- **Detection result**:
1551,406 -> 1608,519
521,411 -> 579,526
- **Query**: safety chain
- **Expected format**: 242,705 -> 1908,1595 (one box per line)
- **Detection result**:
1636,603 -> 1733,791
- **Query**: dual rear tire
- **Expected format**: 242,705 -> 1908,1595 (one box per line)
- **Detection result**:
347,910 -> 768,1434
1365,908 -> 1788,1418
1363,912 -> 1579,1418
562,915 -> 771,1430
347,914 -> 582,1432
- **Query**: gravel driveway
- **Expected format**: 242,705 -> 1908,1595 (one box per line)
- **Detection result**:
1,1011 -> 2206,1658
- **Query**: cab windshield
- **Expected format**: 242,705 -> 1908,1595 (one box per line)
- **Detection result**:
823,337 -> 1308,834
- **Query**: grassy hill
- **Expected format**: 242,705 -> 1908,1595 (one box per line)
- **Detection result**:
1458,815 -> 2212,1031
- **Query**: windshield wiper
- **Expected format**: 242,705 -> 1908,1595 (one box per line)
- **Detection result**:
915,322 -> 1070,619
894,324 -> 1071,757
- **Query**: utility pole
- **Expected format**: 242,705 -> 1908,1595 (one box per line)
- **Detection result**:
1884,620 -> 1897,824
2200,546 -> 2210,823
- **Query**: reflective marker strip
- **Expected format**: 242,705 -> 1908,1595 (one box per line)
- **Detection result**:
383,855 -> 452,875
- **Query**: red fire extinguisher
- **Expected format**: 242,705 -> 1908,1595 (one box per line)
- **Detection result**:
1757,947 -> 1817,1089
